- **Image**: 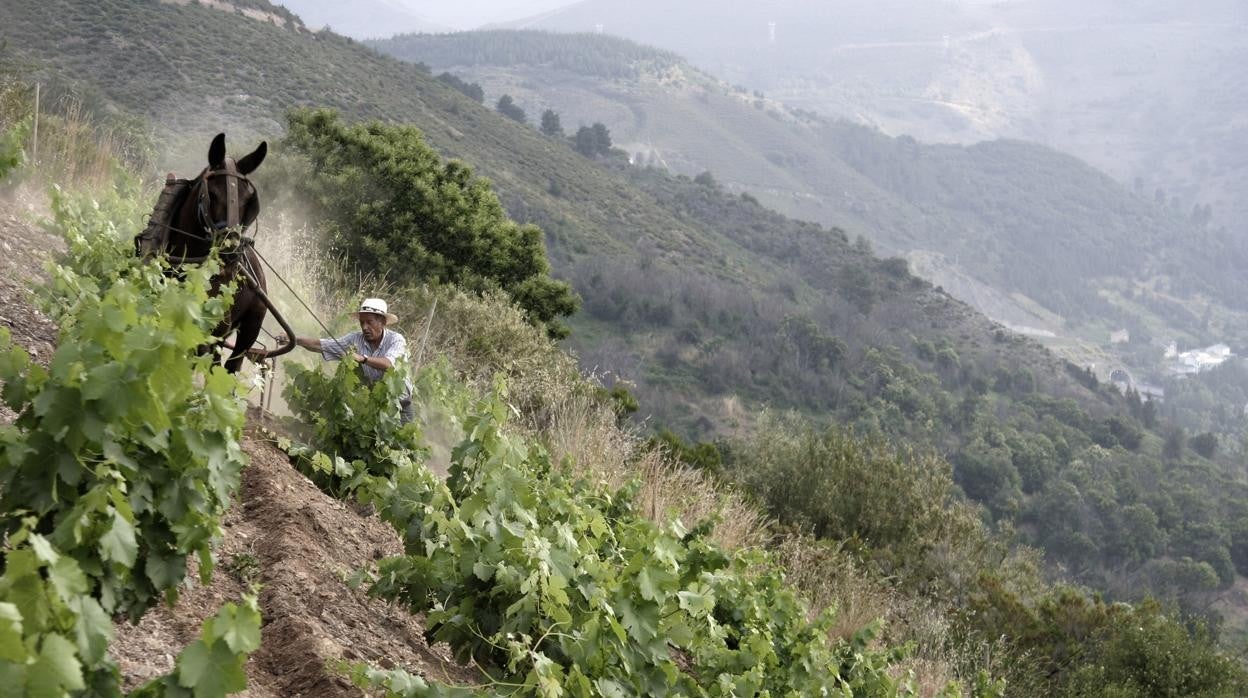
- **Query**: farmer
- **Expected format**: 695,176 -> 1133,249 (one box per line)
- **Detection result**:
282,298 -> 414,424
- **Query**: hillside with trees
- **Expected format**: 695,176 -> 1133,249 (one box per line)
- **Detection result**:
3,4 -> 1248,694
369,28 -> 1248,365
502,0 -> 1248,239
3,0 -> 1245,606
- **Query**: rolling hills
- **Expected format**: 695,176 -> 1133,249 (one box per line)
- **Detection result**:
499,0 -> 1248,233
370,29 -> 1248,371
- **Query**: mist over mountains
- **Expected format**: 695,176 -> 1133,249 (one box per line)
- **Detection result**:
276,0 -> 576,34
501,0 -> 1248,235
371,27 -> 1248,379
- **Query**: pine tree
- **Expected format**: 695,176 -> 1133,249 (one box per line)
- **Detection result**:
540,109 -> 563,137
496,94 -> 527,124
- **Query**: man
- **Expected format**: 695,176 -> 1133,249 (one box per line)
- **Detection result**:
284,298 -> 415,424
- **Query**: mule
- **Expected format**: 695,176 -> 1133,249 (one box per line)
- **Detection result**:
136,133 -> 270,373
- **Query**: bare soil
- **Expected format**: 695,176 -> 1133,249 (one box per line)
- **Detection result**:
0,191 -> 480,695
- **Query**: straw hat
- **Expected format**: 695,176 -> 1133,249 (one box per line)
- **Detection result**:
351,297 -> 398,325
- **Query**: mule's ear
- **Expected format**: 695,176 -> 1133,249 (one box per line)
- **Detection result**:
236,141 -> 267,175
208,133 -> 226,168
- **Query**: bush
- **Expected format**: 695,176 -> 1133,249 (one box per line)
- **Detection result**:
276,108 -> 579,337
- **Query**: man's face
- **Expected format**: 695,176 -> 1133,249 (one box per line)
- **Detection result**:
359,313 -> 385,343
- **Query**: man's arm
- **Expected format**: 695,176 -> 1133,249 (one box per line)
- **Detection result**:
366,332 -> 406,372
293,336 -> 322,352
357,354 -> 392,370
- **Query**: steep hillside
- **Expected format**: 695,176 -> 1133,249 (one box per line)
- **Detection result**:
9,0 -> 1248,620
0,0 -> 1103,422
275,0 -> 452,37
0,194 -> 478,695
501,0 -> 1248,241
369,29 -> 1248,358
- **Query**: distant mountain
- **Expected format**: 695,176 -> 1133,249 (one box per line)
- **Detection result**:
502,0 -> 1248,236
276,0 -> 452,37
369,29 -> 1248,371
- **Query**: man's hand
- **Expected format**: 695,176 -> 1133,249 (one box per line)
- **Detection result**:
352,352 -> 367,365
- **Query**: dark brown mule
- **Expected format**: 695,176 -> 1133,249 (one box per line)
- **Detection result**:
137,133 -> 270,373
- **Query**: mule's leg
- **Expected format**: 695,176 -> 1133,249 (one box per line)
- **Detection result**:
225,305 -> 266,373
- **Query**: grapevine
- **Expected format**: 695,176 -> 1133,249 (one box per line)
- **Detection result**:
0,183 -> 260,696
281,365 -> 972,696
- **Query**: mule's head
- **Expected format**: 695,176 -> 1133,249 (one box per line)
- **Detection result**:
195,133 -> 266,242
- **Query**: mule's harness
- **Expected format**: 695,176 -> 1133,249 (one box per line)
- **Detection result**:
141,160 -> 260,266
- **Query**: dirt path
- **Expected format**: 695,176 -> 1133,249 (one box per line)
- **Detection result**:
112,430 -> 480,696
0,190 -> 479,695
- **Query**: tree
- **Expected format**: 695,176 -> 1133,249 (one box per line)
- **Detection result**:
436,72 -> 484,103
574,122 -> 613,158
693,171 -> 717,188
496,94 -> 527,124
1163,426 -> 1186,460
591,122 -> 611,151
539,109 -> 563,137
574,126 -> 597,157
1190,431 -> 1218,458
279,109 -> 578,337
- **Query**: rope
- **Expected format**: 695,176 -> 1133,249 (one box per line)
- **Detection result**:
248,245 -> 352,357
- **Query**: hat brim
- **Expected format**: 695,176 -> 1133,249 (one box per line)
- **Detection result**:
352,310 -> 399,325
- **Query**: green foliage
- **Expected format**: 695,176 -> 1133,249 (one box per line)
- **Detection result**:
281,358 -> 423,496
495,94 -> 527,124
283,362 -> 929,694
437,72 -> 484,103
723,415 -> 988,584
1191,431 -> 1218,459
0,115 -> 29,180
647,429 -> 722,476
359,381 -> 913,696
594,383 -> 638,422
0,523 -> 119,695
277,108 -> 579,337
964,579 -> 1248,697
130,594 -> 262,698
725,415 -> 1248,696
0,180 -> 259,697
573,123 -> 612,158
1,187 -> 245,621
539,109 -> 562,138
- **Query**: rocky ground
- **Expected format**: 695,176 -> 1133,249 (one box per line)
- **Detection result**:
0,189 -> 478,695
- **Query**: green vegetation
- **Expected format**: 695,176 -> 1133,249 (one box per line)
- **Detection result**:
281,365 -> 973,696
539,109 -> 562,138
0,179 -> 260,695
383,29 -> 1248,354
0,116 -> 28,179
275,109 -> 579,337
722,415 -> 1248,697
281,358 -> 422,496
495,94 -> 527,124
6,3 -> 1248,690
572,123 -> 613,159
437,72 -> 484,103
2,187 -> 244,621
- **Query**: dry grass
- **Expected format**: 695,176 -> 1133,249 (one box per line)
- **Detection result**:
0,80 -> 150,191
249,200 -> 769,553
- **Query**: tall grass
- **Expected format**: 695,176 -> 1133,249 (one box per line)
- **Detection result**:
0,78 -> 152,191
